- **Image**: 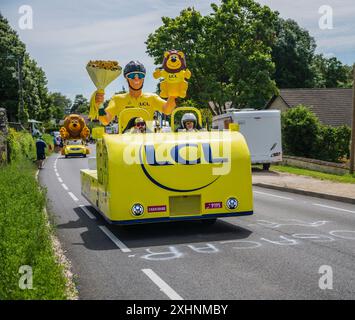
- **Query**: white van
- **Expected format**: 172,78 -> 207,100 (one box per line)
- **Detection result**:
212,109 -> 282,170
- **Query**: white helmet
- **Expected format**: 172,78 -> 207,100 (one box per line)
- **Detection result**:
181,113 -> 197,128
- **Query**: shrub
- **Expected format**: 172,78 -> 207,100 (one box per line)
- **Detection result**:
281,105 -> 321,157
7,129 -> 36,163
316,125 -> 351,162
42,133 -> 54,155
282,105 -> 351,163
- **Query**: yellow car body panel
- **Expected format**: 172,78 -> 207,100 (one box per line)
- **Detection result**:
62,143 -> 90,157
81,129 -> 253,225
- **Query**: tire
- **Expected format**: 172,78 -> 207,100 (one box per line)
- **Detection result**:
65,155 -> 68,158
263,163 -> 270,171
201,218 -> 217,225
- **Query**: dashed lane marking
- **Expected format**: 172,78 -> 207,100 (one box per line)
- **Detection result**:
79,205 -> 96,220
68,192 -> 79,202
313,203 -> 355,214
254,190 -> 294,201
99,226 -> 131,253
142,269 -> 184,300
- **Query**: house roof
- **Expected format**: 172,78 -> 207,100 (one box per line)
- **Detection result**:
266,88 -> 353,127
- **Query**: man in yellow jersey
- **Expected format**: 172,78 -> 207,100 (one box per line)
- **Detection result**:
96,61 -> 176,126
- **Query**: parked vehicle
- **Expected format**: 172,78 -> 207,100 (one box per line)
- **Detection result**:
212,109 -> 282,170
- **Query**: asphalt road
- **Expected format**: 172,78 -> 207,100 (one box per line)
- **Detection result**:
39,145 -> 355,300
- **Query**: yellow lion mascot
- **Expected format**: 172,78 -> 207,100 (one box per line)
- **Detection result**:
153,50 -> 191,98
60,114 -> 90,140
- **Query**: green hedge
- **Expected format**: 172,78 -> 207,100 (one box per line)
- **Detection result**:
281,105 -> 351,163
0,162 -> 67,299
7,129 -> 54,163
42,133 -> 54,156
7,128 -> 36,163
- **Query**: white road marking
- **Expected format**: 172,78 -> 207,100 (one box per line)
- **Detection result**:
254,190 -> 294,200
313,203 -> 355,214
62,184 -> 69,191
68,192 -> 79,202
99,226 -> 131,252
58,177 -> 63,183
79,205 -> 96,220
55,172 -> 60,177
142,269 -> 184,300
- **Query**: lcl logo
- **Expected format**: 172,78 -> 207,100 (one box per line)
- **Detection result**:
139,102 -> 150,107
139,142 -> 229,192
144,143 -> 228,166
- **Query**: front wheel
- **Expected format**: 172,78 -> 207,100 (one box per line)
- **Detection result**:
263,163 -> 270,171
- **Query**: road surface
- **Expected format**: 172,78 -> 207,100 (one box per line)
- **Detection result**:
39,145 -> 355,300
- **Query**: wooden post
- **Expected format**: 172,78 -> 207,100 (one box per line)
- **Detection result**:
350,64 -> 355,174
0,108 -> 9,165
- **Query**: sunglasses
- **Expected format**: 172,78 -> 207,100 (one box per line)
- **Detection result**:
126,72 -> 146,79
135,122 -> 145,127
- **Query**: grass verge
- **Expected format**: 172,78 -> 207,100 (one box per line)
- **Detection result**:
270,164 -> 355,184
0,161 -> 68,299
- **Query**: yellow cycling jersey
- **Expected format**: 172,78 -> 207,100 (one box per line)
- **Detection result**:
105,92 -> 166,119
160,70 -> 188,83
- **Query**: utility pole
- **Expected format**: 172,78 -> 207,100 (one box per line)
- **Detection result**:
17,54 -> 25,123
350,64 -> 355,174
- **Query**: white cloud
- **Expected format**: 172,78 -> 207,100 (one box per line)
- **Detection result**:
1,0 -> 354,100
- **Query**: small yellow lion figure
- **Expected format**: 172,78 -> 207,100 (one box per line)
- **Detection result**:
153,50 -> 191,98
60,114 -> 90,140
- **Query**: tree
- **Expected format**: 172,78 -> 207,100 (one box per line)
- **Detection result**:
272,18 -> 317,88
0,14 -> 26,122
146,0 -> 279,112
71,94 -> 89,114
0,13 -> 55,123
50,92 -> 71,121
312,54 -> 352,88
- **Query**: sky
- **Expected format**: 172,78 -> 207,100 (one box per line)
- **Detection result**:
1,0 -> 354,102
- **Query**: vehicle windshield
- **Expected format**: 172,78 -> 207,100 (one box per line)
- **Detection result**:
67,140 -> 83,145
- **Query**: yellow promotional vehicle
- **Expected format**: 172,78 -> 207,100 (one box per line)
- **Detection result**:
81,107 -> 253,225
62,139 -> 90,158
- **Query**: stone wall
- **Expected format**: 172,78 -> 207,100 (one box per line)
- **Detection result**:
281,155 -> 349,175
0,108 -> 8,164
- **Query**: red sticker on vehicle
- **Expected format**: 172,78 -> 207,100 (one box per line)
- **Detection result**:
205,202 -> 222,209
148,205 -> 167,213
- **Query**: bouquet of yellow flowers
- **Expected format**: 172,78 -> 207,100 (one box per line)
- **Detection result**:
86,60 -> 122,120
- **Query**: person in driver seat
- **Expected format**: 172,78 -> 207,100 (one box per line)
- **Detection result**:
180,113 -> 200,132
130,117 -> 146,133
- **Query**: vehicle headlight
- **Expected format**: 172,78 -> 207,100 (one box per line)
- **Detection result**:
131,203 -> 144,216
226,197 -> 238,210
